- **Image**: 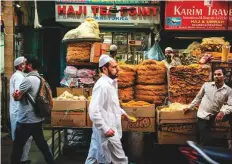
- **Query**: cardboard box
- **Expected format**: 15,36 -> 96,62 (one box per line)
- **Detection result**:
158,123 -> 197,144
52,99 -> 86,111
51,99 -> 87,127
90,42 -> 101,63
156,106 -> 197,124
56,87 -> 92,98
212,121 -> 231,139
122,104 -> 155,132
51,110 -> 86,127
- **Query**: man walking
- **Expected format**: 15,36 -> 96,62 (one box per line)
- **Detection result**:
184,67 -> 232,147
9,56 -> 32,164
85,55 -> 130,164
10,55 -> 55,164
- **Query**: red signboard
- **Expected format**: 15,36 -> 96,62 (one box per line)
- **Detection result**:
165,0 -> 229,30
228,2 -> 232,30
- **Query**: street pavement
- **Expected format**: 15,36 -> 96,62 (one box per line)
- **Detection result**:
1,130 -> 190,164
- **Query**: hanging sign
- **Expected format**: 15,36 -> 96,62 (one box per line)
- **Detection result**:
165,0 -> 230,30
55,4 -> 160,24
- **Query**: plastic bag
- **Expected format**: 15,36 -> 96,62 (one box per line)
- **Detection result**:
64,66 -> 78,78
144,42 -> 165,61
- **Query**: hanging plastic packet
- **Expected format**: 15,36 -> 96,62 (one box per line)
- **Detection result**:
144,41 -> 165,61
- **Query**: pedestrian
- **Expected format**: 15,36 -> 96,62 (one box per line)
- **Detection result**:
109,44 -> 118,59
10,55 -> 55,164
85,55 -> 131,164
9,56 -> 33,164
183,67 -> 232,147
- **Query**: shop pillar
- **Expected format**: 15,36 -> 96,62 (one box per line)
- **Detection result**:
3,1 -> 15,81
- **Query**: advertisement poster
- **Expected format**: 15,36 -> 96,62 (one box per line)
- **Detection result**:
228,1 -> 232,30
165,0 -> 229,30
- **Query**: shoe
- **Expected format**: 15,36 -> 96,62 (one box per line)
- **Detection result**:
20,160 -> 31,164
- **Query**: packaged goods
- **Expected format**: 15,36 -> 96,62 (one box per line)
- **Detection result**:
77,69 -> 96,78
63,18 -> 100,40
64,66 -> 78,78
118,64 -> 136,88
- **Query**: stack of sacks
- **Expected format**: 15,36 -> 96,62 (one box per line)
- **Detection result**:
168,64 -> 210,104
60,66 -> 96,87
136,60 -> 167,105
118,64 -> 137,102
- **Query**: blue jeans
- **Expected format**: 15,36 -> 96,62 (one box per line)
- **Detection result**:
10,121 -> 55,164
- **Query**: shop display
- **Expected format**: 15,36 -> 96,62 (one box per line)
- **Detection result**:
63,18 -> 100,41
168,64 -> 210,104
66,42 -> 92,64
200,37 -> 227,52
135,84 -> 167,104
160,102 -> 196,112
137,60 -> 166,85
57,91 -> 86,100
121,100 -> 151,107
118,87 -> 134,102
64,66 -> 78,78
118,64 -> 136,88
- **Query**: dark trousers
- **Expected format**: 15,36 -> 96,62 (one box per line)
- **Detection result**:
10,122 -> 55,164
197,114 -> 232,146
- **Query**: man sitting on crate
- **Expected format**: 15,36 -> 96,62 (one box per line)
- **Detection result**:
184,67 -> 232,148
85,55 -> 132,164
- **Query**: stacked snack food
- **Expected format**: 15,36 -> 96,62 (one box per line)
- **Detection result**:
168,64 -> 210,104
135,60 -> 167,105
118,64 -> 137,102
63,18 -> 101,65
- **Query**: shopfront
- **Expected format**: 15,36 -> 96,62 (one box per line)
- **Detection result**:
160,0 -> 232,50
55,1 -> 160,64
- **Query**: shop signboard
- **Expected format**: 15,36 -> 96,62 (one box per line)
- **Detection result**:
165,0 -> 229,30
56,0 -> 159,5
55,4 -> 160,24
228,2 -> 232,30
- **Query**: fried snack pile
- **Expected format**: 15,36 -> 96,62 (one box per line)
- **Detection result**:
135,85 -> 167,104
57,91 -> 86,100
118,64 -> 137,102
66,42 -> 92,64
201,37 -> 228,52
168,64 -> 210,104
137,60 -> 166,85
121,100 -> 151,107
135,60 -> 167,105
160,103 -> 189,112
118,64 -> 137,88
118,87 -> 134,102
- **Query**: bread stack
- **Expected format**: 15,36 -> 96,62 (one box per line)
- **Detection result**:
168,64 -> 210,104
135,60 -> 167,105
118,64 -> 137,102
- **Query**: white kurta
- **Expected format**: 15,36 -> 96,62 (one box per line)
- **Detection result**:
9,70 -> 33,161
9,70 -> 25,140
85,74 -> 128,164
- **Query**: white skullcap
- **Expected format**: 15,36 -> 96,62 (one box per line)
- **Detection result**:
110,45 -> 117,51
14,56 -> 25,67
165,47 -> 173,52
99,55 -> 113,67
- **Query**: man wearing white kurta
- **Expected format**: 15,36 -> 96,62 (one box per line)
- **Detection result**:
9,57 -> 33,163
85,55 -> 129,164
